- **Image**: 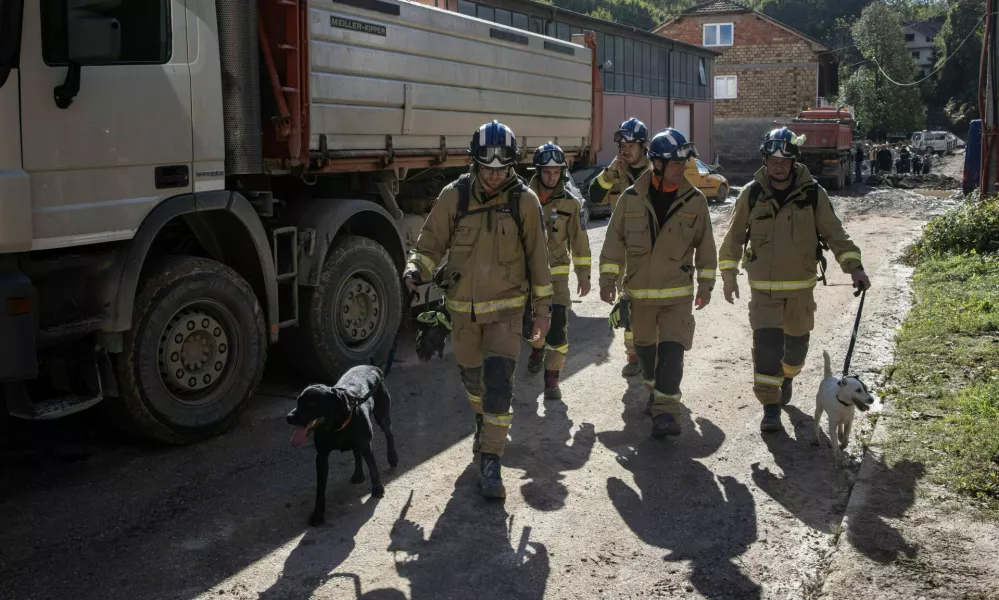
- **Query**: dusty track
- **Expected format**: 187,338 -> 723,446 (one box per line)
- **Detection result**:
0,183 -> 958,600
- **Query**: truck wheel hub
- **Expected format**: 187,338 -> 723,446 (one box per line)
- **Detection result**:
159,307 -> 230,395
338,276 -> 381,344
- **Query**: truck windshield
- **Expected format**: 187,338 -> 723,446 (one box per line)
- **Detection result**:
0,0 -> 24,90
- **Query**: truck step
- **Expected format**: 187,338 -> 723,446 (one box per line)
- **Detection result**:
272,227 -> 300,328
37,317 -> 103,347
3,352 -> 104,421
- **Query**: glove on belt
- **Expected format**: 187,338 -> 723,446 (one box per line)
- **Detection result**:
415,307 -> 452,361
608,296 -> 631,331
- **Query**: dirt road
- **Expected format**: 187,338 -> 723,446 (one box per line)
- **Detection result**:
0,183 -> 958,600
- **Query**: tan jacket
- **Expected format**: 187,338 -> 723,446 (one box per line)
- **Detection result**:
529,176 -> 591,283
718,164 -> 863,298
405,174 -> 553,322
589,157 -> 652,209
599,172 -> 717,305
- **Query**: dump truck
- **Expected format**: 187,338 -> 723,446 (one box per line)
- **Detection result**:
0,0 -> 600,443
776,107 -> 855,190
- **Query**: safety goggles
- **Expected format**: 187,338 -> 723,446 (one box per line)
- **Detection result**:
473,146 -> 517,168
534,148 -> 566,168
614,130 -> 642,143
650,143 -> 698,162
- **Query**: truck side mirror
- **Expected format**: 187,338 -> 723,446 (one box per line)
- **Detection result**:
54,0 -> 123,109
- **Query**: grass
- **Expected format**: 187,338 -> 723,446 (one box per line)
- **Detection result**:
881,253 -> 999,510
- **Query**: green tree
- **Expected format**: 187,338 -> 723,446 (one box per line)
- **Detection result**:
842,2 -> 926,136
935,0 -> 985,129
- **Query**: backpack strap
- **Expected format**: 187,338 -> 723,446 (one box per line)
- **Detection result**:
453,173 -> 472,231
743,181 -> 764,249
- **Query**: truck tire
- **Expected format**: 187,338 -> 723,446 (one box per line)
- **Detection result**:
828,168 -> 842,191
290,236 -> 403,381
109,257 -> 267,444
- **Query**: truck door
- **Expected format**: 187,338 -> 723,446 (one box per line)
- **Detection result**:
18,0 -> 193,251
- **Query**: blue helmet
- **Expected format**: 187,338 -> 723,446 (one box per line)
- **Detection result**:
533,142 -> 566,169
648,128 -> 698,163
470,120 -> 518,168
614,118 -> 649,144
761,127 -> 801,158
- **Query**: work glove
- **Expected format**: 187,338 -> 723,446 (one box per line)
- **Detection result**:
608,296 -> 631,331
415,307 -> 452,361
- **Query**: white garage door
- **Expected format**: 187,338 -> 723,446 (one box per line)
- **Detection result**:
673,104 -> 691,140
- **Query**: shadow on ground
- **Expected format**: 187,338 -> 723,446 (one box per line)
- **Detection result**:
0,310 -> 609,600
598,385 -> 760,598
845,457 -> 925,564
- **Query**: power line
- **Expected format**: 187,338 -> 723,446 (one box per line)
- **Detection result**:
868,11 -> 987,86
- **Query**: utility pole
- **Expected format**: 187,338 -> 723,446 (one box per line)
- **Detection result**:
988,5 -> 998,195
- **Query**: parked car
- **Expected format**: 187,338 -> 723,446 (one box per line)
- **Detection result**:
946,132 -> 965,149
963,119 -> 982,195
911,131 -> 950,155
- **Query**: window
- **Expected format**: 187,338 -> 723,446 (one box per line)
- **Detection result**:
904,33 -> 915,42
926,35 -> 933,42
698,58 -> 707,85
695,159 -> 710,176
457,0 -> 475,16
529,17 -> 543,34
476,5 -> 493,21
714,75 -> 737,99
494,9 -> 511,27
511,12 -> 528,30
912,51 -> 920,59
703,23 -> 733,47
41,0 -> 172,65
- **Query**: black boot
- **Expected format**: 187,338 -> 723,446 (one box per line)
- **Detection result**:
472,414 -> 483,454
527,349 -> 544,374
479,453 -> 506,500
543,370 -> 562,401
651,414 -> 681,438
760,403 -> 784,433
644,391 -> 654,416
780,378 -> 794,406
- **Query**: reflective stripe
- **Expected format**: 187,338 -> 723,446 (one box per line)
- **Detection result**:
596,172 -> 614,189
573,256 -> 592,266
697,271 -> 716,280
446,296 -> 527,314
754,373 -> 784,387
837,251 -> 862,265
600,263 -> 621,275
550,266 -> 571,276
624,331 -> 634,340
483,413 -> 513,427
718,260 -> 739,271
748,277 -> 817,292
533,284 -> 554,297
629,285 -> 695,300
466,392 -> 482,404
408,252 -> 436,274
653,390 -> 682,400
546,343 -> 569,354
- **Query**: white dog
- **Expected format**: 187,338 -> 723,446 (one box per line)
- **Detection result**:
813,350 -> 876,466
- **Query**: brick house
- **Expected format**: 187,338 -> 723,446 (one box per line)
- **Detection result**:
653,0 -> 838,170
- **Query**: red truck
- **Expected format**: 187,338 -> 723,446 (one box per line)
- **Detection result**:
776,107 -> 856,190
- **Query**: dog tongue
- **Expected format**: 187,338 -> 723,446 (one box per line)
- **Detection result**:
290,427 -> 309,448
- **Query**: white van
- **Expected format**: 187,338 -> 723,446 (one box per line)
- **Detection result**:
911,131 -> 950,155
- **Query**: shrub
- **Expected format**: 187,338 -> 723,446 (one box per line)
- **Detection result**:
907,196 -> 999,262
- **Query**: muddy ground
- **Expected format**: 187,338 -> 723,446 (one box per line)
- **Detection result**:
0,174 -> 966,600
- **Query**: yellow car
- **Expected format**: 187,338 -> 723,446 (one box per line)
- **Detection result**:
686,158 -> 729,202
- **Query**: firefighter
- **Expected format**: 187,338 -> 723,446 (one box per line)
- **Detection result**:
598,128 -> 717,438
403,121 -> 553,499
718,127 -> 871,433
588,118 -> 653,378
525,142 -> 592,400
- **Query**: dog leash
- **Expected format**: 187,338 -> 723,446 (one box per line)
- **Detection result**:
841,284 -> 867,377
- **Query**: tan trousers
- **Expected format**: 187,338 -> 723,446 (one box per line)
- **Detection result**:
631,301 -> 695,417
527,280 -> 571,371
749,290 -> 816,405
453,316 -> 520,456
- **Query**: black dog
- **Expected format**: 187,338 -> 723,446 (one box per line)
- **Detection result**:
287,365 -> 399,526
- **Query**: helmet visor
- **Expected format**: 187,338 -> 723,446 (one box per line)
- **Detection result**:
614,130 -> 640,143
650,142 -> 698,162
534,147 -> 566,168
762,139 -> 797,158
474,146 -> 517,168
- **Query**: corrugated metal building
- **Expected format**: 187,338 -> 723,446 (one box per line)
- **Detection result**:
412,0 -> 719,164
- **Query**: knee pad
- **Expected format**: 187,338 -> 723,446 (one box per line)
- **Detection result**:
634,344 -> 657,382
656,341 -> 685,394
753,328 -> 784,374
482,356 -> 515,414
546,304 -> 569,347
783,333 -> 810,367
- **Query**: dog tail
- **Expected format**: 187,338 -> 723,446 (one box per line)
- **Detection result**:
823,350 -> 832,379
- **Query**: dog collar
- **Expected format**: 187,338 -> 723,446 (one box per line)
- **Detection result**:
334,408 -> 354,432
